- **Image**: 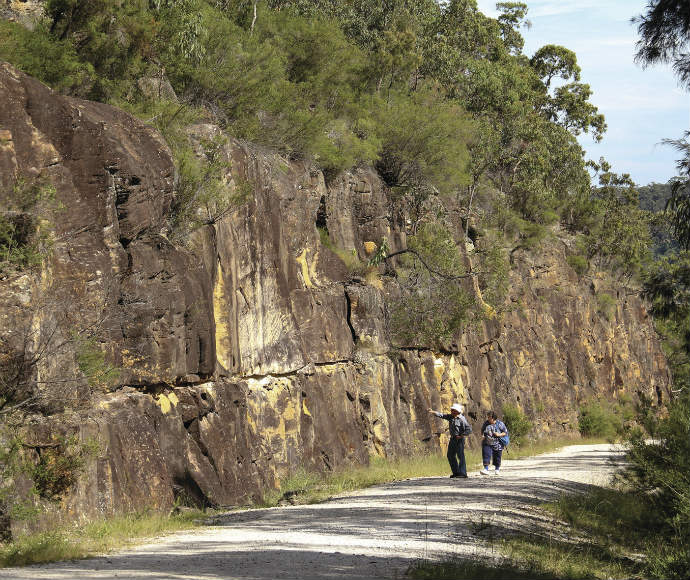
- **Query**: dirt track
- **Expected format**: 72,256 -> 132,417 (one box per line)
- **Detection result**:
0,444 -> 623,580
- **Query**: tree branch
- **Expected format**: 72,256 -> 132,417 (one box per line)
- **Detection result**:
383,248 -> 480,280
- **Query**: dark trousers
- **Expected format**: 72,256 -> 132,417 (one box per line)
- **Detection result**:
447,437 -> 467,476
482,444 -> 502,469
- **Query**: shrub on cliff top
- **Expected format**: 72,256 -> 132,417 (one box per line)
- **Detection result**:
0,20 -> 95,96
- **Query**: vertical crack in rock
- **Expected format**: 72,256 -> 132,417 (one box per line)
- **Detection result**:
315,195 -> 328,232
344,289 -> 358,344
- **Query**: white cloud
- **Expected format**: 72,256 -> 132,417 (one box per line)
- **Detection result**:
595,91 -> 686,112
526,0 -> 602,18
476,0 -> 600,19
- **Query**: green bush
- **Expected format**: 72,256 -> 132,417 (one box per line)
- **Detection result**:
373,89 -> 472,195
501,403 -> 532,445
566,253 -> 588,276
75,336 -> 120,389
0,178 -> 58,273
390,222 -> 476,346
577,398 -> 628,438
625,394 -> 690,578
0,20 -> 95,96
596,292 -> 617,321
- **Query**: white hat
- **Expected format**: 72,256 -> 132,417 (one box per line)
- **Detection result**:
451,403 -> 464,413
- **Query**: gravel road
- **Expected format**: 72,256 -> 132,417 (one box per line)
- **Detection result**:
0,444 -> 623,580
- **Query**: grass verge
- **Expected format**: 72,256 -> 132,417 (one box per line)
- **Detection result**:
0,510 -> 205,568
259,451 -> 453,507
410,464 -> 665,580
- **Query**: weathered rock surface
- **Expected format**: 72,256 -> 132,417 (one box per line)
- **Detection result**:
0,1 -> 43,28
0,63 -> 670,527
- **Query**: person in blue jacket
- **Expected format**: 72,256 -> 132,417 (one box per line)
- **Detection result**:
480,410 -> 507,475
429,403 -> 471,478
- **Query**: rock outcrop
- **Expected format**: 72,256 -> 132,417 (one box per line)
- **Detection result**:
0,63 -> 670,525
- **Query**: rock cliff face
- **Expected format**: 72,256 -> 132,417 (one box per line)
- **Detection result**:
0,63 -> 670,522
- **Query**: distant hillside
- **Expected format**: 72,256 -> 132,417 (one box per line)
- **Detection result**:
638,182 -> 673,213
637,182 -> 677,256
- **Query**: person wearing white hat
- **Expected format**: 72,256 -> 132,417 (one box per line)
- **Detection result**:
429,403 -> 472,478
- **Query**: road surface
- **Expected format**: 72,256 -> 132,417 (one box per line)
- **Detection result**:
0,444 -> 623,580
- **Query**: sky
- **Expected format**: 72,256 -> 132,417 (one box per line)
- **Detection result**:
475,0 -> 689,186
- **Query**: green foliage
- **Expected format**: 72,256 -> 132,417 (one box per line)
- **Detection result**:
0,20 -> 95,96
575,160 -> 652,279
0,509 -> 205,567
409,559 -> 562,580
595,292 -> 616,321
663,131 -> 690,250
638,181 -> 674,212
75,337 -> 120,389
260,451 -> 455,508
391,281 -> 475,347
373,89 -> 472,194
169,134 -> 247,237
644,252 -> 690,356
530,44 -> 581,89
367,237 -> 390,267
618,0 -> 690,550
566,253 -> 588,277
501,403 -> 531,445
1,429 -> 97,543
0,0 -> 607,243
0,177 -> 58,274
475,231 -> 510,310
637,182 -> 677,256
577,398 -> 631,439
623,394 -> 690,579
633,0 -> 690,90
0,215 -> 42,272
28,436 -> 96,501
390,222 -> 475,346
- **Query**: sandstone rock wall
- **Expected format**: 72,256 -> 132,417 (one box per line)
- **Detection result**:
0,63 -> 670,524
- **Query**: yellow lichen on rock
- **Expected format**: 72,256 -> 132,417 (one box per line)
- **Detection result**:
157,393 -> 173,414
302,399 -> 312,417
246,377 -> 302,466
444,356 -> 466,402
296,248 -> 313,288
480,377 -> 492,410
296,247 -> 319,289
213,267 -> 233,370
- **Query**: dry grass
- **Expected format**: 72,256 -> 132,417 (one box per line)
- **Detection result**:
0,510 -> 205,568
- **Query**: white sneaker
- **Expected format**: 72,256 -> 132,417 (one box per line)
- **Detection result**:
480,468 -> 490,476
494,469 -> 500,475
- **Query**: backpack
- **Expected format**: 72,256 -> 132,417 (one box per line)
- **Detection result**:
497,421 -> 509,447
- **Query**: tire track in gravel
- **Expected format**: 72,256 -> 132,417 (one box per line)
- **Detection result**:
0,444 -> 624,580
